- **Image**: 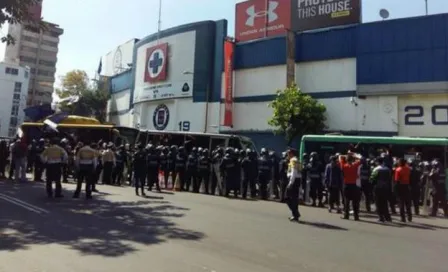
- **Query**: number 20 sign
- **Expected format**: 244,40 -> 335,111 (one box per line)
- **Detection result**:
404,105 -> 448,125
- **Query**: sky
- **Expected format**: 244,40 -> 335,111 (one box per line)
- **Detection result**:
1,0 -> 448,87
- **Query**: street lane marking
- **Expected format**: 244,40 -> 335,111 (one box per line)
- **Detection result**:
0,193 -> 50,214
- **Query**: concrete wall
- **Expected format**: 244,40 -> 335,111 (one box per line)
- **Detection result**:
107,89 -> 131,126
0,62 -> 30,137
101,39 -> 137,77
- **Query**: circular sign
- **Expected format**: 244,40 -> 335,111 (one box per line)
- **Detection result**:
147,48 -> 166,79
153,104 -> 170,130
113,48 -> 122,74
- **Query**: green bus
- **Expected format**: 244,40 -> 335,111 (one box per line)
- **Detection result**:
299,134 -> 448,165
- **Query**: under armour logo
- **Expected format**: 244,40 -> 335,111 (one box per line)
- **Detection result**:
245,1 -> 279,27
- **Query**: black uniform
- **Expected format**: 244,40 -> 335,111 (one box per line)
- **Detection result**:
270,152 -> 280,199
359,161 -> 372,212
220,150 -> 239,197
242,151 -> 258,199
147,148 -> 161,192
198,151 -> 211,194
34,141 -> 45,181
308,157 -> 323,206
159,148 -> 169,188
175,148 -> 187,191
167,147 -> 177,188
409,162 -> 422,215
258,151 -> 272,200
371,164 -> 392,222
133,147 -> 147,196
186,150 -> 199,192
430,163 -> 448,217
278,154 -> 288,202
211,149 -> 223,195
112,148 -> 127,186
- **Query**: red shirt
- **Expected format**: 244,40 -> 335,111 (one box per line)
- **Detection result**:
340,161 -> 361,185
394,166 -> 410,185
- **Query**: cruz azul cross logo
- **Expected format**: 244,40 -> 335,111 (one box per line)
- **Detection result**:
245,1 -> 279,27
144,43 -> 168,83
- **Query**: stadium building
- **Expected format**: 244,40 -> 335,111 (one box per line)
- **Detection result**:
106,8 -> 448,151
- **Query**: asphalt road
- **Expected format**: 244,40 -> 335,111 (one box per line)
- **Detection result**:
1,180 -> 448,272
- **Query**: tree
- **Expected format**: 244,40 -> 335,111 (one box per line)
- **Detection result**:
1,0 -> 46,45
58,70 -> 110,123
268,84 -> 327,145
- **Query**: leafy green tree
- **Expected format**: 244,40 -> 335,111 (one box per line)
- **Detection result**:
268,84 -> 327,144
1,0 -> 46,45
58,70 -> 110,123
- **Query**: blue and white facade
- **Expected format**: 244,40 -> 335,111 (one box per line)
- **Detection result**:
107,13 -> 448,151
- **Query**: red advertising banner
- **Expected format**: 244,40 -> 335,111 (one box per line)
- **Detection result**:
223,39 -> 234,127
235,0 -> 291,42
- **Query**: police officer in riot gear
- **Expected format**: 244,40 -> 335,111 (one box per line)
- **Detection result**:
167,145 -> 177,187
359,157 -> 372,212
159,146 -> 169,189
147,144 -> 161,192
40,138 -> 68,198
269,150 -> 280,199
112,145 -> 127,186
34,138 -> 45,182
211,147 -> 224,195
220,147 -> 239,198
301,153 -> 309,202
241,149 -> 256,199
370,157 -> 392,222
133,143 -> 147,196
186,147 -> 199,192
73,141 -> 97,199
430,160 -> 448,217
279,151 -> 288,202
308,152 -> 323,207
409,158 -> 422,215
175,146 -> 187,191
198,148 -> 211,194
258,148 -> 272,200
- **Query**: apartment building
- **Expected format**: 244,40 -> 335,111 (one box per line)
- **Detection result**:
4,19 -> 63,106
0,62 -> 30,137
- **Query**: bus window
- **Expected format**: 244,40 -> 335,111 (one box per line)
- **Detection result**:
211,137 -> 226,150
228,137 -> 242,149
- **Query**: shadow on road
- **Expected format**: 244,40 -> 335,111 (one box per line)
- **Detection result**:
0,182 -> 206,257
299,221 -> 349,231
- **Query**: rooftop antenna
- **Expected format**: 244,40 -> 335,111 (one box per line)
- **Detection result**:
425,0 -> 428,15
157,0 -> 162,44
379,8 -> 390,20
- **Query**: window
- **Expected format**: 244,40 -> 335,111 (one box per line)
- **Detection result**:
14,82 -> 22,93
9,128 -> 16,138
39,49 -> 57,57
23,35 -> 39,43
30,68 -> 36,74
11,105 -> 19,116
41,40 -> 57,47
39,59 -> 56,66
20,56 -> 37,63
37,70 -> 54,77
5,67 -> 19,75
25,70 -> 29,78
13,94 -> 21,100
9,117 -> 18,127
21,45 -> 38,53
44,31 -> 60,37
25,25 -> 40,34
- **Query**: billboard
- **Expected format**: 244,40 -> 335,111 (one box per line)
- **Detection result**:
134,31 -> 195,103
235,0 -> 291,42
223,39 -> 235,127
291,0 -> 361,32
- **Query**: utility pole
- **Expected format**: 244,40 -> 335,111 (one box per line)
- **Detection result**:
425,0 -> 428,15
157,0 -> 162,43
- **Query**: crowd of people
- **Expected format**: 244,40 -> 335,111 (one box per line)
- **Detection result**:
1,136 -> 447,223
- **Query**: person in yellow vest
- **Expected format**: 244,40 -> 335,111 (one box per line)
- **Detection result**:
102,143 -> 116,185
73,141 -> 98,199
40,137 -> 68,198
285,148 -> 302,222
